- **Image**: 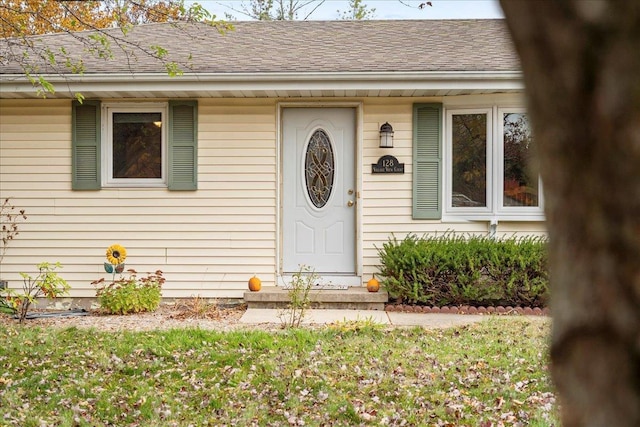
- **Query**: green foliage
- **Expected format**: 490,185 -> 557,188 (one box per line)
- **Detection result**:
0,294 -> 15,315
377,233 -> 549,307
164,61 -> 183,77
278,264 -> 317,328
150,44 -> 168,58
338,0 -> 376,20
1,262 -> 70,323
184,2 -> 216,24
93,270 -> 164,315
88,33 -> 114,59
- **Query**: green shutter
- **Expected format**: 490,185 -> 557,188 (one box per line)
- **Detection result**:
413,103 -> 442,219
72,100 -> 101,190
168,100 -> 198,191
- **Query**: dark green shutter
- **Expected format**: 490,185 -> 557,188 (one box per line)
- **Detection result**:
413,103 -> 442,219
168,100 -> 198,190
72,100 -> 101,190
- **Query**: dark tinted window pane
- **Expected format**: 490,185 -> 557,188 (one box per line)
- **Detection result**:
503,113 -> 539,207
452,114 -> 487,207
113,113 -> 162,179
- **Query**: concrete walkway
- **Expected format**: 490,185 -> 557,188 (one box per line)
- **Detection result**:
240,308 -> 486,329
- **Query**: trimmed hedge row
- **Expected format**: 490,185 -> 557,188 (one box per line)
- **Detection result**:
377,234 -> 549,308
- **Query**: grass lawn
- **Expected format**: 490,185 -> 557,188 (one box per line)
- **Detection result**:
0,317 -> 557,426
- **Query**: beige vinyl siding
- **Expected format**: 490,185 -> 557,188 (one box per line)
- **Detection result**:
0,98 -> 277,298
495,222 -> 548,238
1,95 -> 547,298
360,97 -> 547,279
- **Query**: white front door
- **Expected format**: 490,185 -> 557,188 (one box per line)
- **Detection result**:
282,108 -> 356,275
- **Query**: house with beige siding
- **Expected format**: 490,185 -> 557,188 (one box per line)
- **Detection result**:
0,20 -> 546,301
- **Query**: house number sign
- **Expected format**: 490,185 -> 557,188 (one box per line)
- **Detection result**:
372,155 -> 404,174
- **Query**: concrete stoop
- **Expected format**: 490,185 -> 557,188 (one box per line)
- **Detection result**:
244,286 -> 388,310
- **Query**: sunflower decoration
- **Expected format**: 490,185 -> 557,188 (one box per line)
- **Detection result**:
105,244 -> 127,274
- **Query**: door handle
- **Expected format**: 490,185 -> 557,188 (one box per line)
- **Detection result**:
347,200 -> 355,207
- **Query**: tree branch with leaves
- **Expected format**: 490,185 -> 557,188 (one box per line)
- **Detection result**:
221,0 -> 328,21
0,0 -> 224,99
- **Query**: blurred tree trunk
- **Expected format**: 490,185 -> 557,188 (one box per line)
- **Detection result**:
499,1 -> 640,426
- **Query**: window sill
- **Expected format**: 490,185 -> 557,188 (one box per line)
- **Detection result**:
442,213 -> 546,223
102,183 -> 168,189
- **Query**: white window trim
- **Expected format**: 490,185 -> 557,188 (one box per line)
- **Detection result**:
443,105 -> 545,222
102,102 -> 168,188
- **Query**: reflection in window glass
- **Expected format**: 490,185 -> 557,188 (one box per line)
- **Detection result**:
113,113 -> 162,179
452,114 -> 487,207
503,113 -> 538,207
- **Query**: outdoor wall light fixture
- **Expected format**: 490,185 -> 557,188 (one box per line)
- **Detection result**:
379,122 -> 394,148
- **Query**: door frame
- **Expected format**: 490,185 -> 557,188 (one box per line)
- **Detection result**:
276,101 -> 364,284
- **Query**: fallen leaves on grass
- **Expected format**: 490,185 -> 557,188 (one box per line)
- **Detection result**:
0,317 -> 558,426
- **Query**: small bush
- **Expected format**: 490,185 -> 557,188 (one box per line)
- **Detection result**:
278,265 -> 317,328
93,270 -> 164,315
1,197 -> 27,264
377,234 -> 548,307
1,262 -> 70,323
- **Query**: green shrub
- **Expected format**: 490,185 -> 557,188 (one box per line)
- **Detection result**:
377,234 -> 548,307
93,270 -> 164,315
1,262 -> 70,323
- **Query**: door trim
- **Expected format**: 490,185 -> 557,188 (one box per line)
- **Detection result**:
276,101 -> 363,283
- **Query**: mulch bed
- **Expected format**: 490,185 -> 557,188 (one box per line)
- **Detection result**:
385,304 -> 549,316
0,303 -> 250,331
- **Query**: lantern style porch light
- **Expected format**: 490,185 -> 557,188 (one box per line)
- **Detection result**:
379,122 -> 394,148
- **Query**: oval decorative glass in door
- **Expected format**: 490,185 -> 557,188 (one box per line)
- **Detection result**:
304,129 -> 335,208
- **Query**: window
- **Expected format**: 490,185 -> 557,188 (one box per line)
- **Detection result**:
72,100 -> 198,191
412,103 -> 543,221
304,129 -> 335,209
500,109 -> 541,211
450,110 -> 490,210
445,107 -> 543,220
105,104 -> 167,186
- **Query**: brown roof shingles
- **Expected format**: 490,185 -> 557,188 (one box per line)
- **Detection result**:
1,19 -> 519,75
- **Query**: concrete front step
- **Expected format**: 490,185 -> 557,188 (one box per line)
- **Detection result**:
244,286 -> 388,310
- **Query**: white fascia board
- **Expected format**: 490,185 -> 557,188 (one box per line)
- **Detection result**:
0,71 -> 524,97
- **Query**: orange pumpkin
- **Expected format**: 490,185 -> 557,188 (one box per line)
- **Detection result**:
248,275 -> 262,292
366,275 -> 380,293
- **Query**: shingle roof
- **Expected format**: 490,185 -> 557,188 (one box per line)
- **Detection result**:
1,19 -> 519,75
